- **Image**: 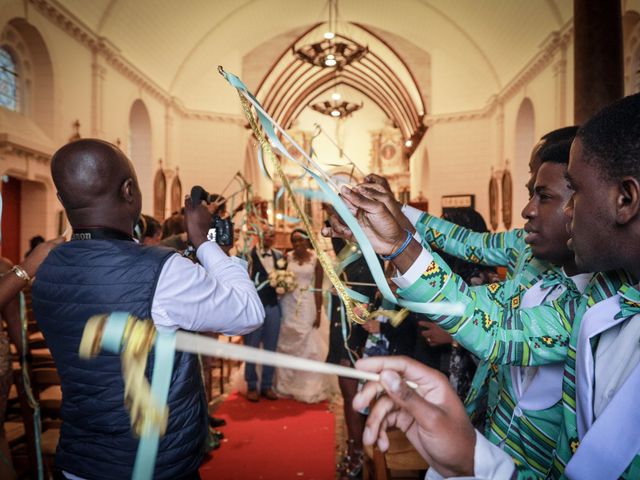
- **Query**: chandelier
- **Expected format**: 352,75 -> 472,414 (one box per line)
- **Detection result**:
292,0 -> 367,70
310,91 -> 362,119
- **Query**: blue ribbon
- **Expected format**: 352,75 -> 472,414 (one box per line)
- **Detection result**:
94,313 -> 176,480
220,67 -> 464,318
132,331 -> 176,480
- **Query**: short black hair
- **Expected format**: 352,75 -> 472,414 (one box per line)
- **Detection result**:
538,126 -> 580,165
577,93 -> 640,181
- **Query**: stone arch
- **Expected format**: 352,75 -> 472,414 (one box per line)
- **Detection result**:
128,99 -> 154,216
513,97 -> 535,227
2,18 -> 55,135
624,11 -> 640,94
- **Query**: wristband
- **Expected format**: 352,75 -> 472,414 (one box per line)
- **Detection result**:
381,229 -> 412,261
11,265 -> 31,284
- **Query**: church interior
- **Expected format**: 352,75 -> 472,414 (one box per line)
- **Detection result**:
0,0 -> 637,479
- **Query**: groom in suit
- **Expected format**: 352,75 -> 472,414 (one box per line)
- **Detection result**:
245,226 -> 283,402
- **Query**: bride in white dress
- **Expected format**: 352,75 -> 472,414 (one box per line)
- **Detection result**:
275,229 -> 329,403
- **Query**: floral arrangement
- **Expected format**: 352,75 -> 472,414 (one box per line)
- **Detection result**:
269,259 -> 296,295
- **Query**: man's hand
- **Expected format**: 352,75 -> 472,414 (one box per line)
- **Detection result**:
184,195 -> 212,249
362,319 -> 380,333
340,186 -> 406,256
363,175 -> 414,233
353,356 -> 476,478
21,236 -> 65,278
419,321 -> 453,347
321,213 -> 356,243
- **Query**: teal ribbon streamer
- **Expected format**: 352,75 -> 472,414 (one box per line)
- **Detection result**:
20,292 -> 43,480
220,68 -> 464,318
97,313 -> 176,480
132,331 -> 176,480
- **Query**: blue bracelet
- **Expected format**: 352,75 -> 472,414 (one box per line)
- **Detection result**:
381,229 -> 413,261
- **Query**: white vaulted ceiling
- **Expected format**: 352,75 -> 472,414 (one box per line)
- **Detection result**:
55,0 -> 573,114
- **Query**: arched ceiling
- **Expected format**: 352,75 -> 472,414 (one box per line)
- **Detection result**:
56,0 -> 573,113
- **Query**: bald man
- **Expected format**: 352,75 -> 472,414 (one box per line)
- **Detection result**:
31,139 -> 264,480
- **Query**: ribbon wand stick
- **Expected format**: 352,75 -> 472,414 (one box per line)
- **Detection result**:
174,330 -> 418,389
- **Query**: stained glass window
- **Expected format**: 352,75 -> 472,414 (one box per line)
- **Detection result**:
0,48 -> 17,110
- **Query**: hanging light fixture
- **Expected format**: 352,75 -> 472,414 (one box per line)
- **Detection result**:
310,99 -> 362,118
292,0 -> 367,70
310,78 -> 362,119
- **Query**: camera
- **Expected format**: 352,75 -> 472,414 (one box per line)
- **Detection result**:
190,185 -> 234,247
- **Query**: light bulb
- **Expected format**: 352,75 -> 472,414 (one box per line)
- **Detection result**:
331,92 -> 341,101
324,32 -> 335,39
405,140 -> 413,147
275,213 -> 284,220
331,109 -> 341,117
324,58 -> 337,67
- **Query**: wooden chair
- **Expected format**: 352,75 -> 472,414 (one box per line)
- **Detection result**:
11,368 -> 60,479
363,428 -> 429,480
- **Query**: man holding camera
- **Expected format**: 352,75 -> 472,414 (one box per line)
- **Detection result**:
244,226 -> 283,402
31,139 -> 264,480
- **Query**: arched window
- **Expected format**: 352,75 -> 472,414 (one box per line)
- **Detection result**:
0,47 -> 18,111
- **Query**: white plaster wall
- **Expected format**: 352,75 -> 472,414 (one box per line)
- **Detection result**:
175,117 -> 246,201
422,116 -> 493,223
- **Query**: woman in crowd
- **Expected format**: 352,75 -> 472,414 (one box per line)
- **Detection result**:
275,229 -> 328,403
0,237 -> 62,479
326,234 -> 377,479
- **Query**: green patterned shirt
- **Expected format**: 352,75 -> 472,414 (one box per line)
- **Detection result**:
407,213 -> 633,478
415,213 -> 565,478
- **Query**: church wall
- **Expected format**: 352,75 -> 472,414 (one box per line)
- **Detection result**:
419,117 -> 493,224
175,117 -> 247,201
419,34 -> 574,232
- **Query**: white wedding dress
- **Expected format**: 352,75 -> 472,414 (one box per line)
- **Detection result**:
275,250 -> 330,403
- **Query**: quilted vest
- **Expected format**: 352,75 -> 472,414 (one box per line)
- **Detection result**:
32,239 -> 207,479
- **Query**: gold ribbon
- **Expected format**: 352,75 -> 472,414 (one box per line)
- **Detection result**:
237,92 -> 370,325
80,314 -> 168,436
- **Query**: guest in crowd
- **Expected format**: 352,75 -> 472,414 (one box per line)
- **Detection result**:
24,235 -> 45,258
0,236 -> 62,479
346,94 -> 640,479
244,226 -> 283,402
417,208 -> 495,402
30,139 -> 263,479
275,228 -> 327,403
135,214 -> 162,245
160,210 -> 188,250
325,229 -> 377,478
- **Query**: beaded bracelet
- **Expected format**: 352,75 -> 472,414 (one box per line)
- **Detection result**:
381,229 -> 412,261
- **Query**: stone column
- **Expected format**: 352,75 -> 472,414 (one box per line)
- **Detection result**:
91,51 -> 106,138
553,45 -> 568,126
574,0 -> 624,123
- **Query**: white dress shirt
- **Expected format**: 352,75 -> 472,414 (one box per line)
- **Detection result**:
575,293 -> 640,435
152,241 -> 264,335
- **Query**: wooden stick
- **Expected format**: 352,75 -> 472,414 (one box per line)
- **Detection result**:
175,331 -> 418,389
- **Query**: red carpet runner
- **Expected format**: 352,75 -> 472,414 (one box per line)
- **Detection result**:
200,391 -> 335,479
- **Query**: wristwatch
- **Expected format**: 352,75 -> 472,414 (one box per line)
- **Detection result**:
10,265 -> 31,283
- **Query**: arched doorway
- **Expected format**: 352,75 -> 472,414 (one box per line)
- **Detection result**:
129,99 -> 153,215
513,98 -> 535,228
1,175 -> 48,263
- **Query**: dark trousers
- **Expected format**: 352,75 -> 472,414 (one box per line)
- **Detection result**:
244,303 -> 281,391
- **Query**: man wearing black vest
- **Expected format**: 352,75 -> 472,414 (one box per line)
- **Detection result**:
244,227 -> 283,402
31,139 -> 264,480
